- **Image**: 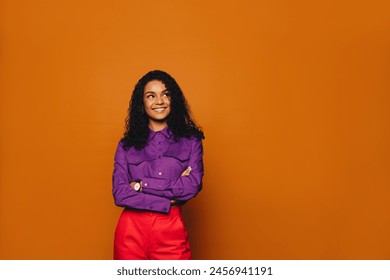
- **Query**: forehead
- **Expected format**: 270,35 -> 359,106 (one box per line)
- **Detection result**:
144,80 -> 167,92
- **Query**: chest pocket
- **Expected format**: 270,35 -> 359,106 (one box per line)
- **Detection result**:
125,150 -> 155,178
126,154 -> 145,165
164,141 -> 191,163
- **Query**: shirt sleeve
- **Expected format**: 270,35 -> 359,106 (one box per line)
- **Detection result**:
112,141 -> 171,213
141,138 -> 204,201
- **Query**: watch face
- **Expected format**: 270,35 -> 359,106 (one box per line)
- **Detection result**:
134,183 -> 141,191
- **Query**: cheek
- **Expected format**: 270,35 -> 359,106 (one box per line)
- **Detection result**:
143,99 -> 152,109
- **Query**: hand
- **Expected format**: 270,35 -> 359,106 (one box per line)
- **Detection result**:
181,166 -> 192,176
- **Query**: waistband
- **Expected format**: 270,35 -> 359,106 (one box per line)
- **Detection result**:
123,205 -> 181,216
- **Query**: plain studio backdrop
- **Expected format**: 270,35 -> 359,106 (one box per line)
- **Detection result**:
0,0 -> 389,259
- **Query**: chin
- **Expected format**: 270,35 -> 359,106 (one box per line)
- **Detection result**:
150,116 -> 169,122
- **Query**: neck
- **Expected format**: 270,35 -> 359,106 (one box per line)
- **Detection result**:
149,120 -> 167,132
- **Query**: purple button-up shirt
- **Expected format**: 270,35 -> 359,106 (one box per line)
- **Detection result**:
112,126 -> 204,213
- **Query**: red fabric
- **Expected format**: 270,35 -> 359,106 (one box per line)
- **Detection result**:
114,206 -> 192,260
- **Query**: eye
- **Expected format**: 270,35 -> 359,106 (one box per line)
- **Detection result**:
146,94 -> 154,99
163,91 -> 170,97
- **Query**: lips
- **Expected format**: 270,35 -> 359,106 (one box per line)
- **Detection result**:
153,107 -> 167,113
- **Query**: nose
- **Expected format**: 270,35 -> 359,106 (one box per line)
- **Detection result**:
155,95 -> 164,104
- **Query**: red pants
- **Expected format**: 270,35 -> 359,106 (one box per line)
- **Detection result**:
114,206 -> 192,260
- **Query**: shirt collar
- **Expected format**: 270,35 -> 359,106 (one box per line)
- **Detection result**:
148,125 -> 173,140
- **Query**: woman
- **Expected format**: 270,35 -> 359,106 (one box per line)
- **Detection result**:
112,70 -> 205,260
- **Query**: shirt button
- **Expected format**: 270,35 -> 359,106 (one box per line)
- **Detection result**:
144,183 -> 148,186
158,172 -> 162,176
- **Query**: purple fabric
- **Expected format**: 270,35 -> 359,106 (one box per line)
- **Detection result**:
112,126 -> 204,213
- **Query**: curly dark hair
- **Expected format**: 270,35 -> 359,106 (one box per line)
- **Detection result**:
122,70 -> 204,150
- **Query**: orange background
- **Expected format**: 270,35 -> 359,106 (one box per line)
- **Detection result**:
1,0 -> 389,259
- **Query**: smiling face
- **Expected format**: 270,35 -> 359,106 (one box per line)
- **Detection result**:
143,80 -> 171,131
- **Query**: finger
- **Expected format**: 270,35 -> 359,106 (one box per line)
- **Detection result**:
181,166 -> 192,176
181,168 -> 189,176
182,168 -> 191,176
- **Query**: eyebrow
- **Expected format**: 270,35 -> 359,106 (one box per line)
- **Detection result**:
144,89 -> 169,95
